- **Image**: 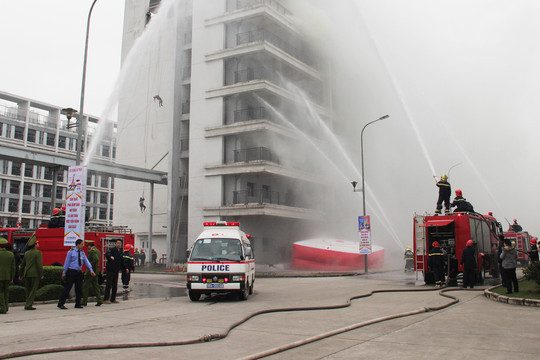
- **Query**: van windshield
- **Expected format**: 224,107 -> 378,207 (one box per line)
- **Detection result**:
190,238 -> 243,261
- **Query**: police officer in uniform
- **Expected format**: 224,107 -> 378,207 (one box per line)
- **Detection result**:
435,174 -> 451,214
19,236 -> 43,310
0,237 -> 15,314
82,240 -> 103,306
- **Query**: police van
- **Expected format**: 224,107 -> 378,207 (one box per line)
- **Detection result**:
186,222 -> 255,301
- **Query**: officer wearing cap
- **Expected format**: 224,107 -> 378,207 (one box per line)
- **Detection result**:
0,237 -> 16,314
19,236 -> 43,310
82,240 -> 103,306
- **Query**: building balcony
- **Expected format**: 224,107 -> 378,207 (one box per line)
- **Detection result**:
226,0 -> 291,15
232,106 -> 271,123
233,188 -> 290,205
234,146 -> 275,163
234,29 -> 317,69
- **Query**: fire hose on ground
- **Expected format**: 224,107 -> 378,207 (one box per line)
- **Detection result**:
0,286 -> 483,360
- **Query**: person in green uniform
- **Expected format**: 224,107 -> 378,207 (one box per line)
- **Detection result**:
19,236 -> 43,310
0,237 -> 16,314
82,240 -> 103,306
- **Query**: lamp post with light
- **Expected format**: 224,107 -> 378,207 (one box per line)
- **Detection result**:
352,114 -> 390,274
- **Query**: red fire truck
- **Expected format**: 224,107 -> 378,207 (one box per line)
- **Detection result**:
413,212 -> 503,285
0,225 -> 134,273
503,228 -> 533,266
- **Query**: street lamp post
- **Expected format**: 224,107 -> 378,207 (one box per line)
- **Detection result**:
355,114 -> 390,274
76,0 -> 98,166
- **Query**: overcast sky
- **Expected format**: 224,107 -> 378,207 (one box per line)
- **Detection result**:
0,0 -> 125,116
1,0 -> 539,239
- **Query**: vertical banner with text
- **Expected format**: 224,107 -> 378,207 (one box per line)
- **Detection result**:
358,215 -> 372,254
64,166 -> 87,246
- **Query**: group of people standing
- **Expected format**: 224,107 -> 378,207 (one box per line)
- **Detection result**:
58,239 -> 135,309
133,248 -> 158,266
435,174 -> 474,215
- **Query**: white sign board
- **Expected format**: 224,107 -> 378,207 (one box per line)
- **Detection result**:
64,166 -> 87,246
358,215 -> 372,254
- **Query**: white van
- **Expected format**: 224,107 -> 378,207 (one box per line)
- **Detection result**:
186,222 -> 255,301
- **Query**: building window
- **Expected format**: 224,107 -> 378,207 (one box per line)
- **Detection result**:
87,174 -> 93,187
14,126 -> 24,140
247,182 -> 255,196
0,179 -> 6,193
112,145 -> 116,159
100,176 -> 108,188
44,167 -> 52,180
58,136 -> 66,149
42,202 -> 51,215
0,160 -> 7,174
8,199 -> 18,212
25,164 -> 34,178
100,192 -> 108,204
27,128 -> 36,143
11,162 -> 21,176
56,171 -> 64,182
46,133 -> 55,146
102,145 -> 110,157
5,124 -> 12,138
0,198 -> 5,212
10,180 -> 20,194
99,208 -> 107,220
56,187 -> 64,200
43,185 -> 52,198
22,200 -> 31,214
23,182 -> 32,196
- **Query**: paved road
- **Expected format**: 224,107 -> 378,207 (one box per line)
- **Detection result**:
1,272 -> 537,359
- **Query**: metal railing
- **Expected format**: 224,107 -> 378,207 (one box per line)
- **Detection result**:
232,188 -> 291,205
233,106 -> 270,122
233,147 -> 274,163
233,67 -> 280,86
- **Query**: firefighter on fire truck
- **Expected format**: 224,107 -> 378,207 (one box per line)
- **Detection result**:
434,174 -> 451,214
451,189 -> 474,213
428,241 -> 446,287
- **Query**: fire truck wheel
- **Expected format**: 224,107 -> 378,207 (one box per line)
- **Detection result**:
188,290 -> 201,302
238,282 -> 249,301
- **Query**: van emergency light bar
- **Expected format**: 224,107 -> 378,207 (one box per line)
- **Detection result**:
203,221 -> 240,227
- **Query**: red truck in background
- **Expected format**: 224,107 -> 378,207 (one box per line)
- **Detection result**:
0,225 -> 134,273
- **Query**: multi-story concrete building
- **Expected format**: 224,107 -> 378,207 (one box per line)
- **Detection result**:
116,0 -> 333,264
0,91 -> 115,229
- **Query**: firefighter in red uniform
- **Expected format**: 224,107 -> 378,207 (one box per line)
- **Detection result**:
428,241 -> 445,287
435,174 -> 451,214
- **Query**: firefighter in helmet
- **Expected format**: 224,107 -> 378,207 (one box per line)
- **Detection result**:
435,174 -> 451,215
404,246 -> 414,271
451,189 -> 474,213
528,238 -> 539,263
428,241 -> 446,287
510,219 -> 522,232
48,208 -> 61,228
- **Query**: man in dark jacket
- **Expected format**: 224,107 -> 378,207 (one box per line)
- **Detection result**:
103,240 -> 123,304
497,236 -> 505,286
428,241 -> 446,287
435,174 -> 451,214
528,238 -> 539,263
460,240 -> 477,288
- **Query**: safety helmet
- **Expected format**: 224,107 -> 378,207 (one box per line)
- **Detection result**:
488,212 -> 493,216
61,205 -> 66,212
432,241 -> 440,247
455,189 -> 462,197
466,240 -> 473,247
441,174 -> 448,181
513,219 -> 517,223
531,238 -> 537,245
406,246 -> 411,250
124,244 -> 132,252
52,208 -> 60,215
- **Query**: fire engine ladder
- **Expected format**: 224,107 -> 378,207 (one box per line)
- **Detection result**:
414,215 -> 426,281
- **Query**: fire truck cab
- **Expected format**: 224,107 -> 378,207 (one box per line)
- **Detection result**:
414,212 -> 502,285
186,222 -> 255,301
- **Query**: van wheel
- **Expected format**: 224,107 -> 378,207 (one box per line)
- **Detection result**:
188,290 -> 201,302
238,283 -> 249,300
